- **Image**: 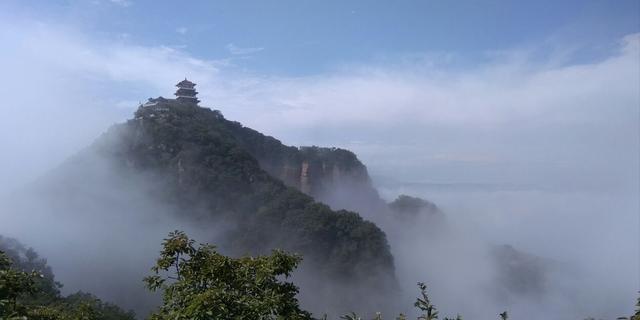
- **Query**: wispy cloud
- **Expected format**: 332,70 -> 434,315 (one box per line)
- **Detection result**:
176,27 -> 188,35
1,17 -> 637,192
109,0 -> 132,7
225,43 -> 264,55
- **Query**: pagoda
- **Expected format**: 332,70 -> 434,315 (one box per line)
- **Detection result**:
175,78 -> 200,104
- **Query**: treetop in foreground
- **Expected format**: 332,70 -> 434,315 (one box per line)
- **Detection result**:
144,230 -> 312,320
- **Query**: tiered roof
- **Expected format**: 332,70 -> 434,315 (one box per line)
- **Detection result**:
175,78 -> 200,104
176,78 -> 196,88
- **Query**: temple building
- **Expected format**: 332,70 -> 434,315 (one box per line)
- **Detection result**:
175,78 -> 200,104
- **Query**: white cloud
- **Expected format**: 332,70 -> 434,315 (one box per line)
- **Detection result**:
109,0 -> 132,7
176,27 -> 188,35
217,35 -> 639,190
240,36 -> 638,130
225,43 -> 264,55
0,16 -> 637,191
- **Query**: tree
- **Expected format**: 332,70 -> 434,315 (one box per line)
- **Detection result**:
1,244 -> 135,320
632,292 -> 640,320
415,282 -> 439,320
340,312 -> 361,320
144,230 -> 312,320
0,250 -> 38,318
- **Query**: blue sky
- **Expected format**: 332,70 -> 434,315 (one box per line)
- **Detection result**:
5,0 -> 639,74
0,0 -> 638,191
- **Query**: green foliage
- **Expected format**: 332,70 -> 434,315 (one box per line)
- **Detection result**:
121,102 -> 395,282
334,283 -> 637,320
0,240 -> 135,320
0,236 -> 60,305
337,282 -> 467,320
0,250 -> 38,318
144,231 -> 312,320
4,231 -> 639,320
25,292 -> 135,320
339,312 -> 361,320
415,282 -> 438,320
632,292 -> 640,320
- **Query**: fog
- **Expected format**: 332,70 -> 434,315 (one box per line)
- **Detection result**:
0,149 -> 227,314
0,7 -> 638,320
374,183 -> 638,319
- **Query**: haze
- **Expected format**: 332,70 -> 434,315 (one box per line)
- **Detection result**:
0,1 -> 638,319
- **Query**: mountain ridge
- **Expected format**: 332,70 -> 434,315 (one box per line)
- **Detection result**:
15,98 -> 399,314
111,99 -> 395,276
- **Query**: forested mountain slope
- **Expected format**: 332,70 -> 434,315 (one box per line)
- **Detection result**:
20,99 -> 397,314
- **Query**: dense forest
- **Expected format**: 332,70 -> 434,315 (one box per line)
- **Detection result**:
0,235 -> 135,319
114,101 -> 393,281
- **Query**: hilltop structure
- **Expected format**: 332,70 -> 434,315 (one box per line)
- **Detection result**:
174,78 -> 200,104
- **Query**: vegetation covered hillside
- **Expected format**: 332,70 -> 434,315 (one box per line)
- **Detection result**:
205,107 -> 386,213
388,195 -> 441,219
118,101 -> 395,280
0,236 -> 135,319
22,99 -> 396,314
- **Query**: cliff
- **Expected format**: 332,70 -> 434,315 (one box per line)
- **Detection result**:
216,117 -> 387,215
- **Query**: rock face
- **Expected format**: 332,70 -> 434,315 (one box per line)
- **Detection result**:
259,146 -> 386,214
201,107 -> 388,217
260,146 -> 370,196
216,118 -> 380,196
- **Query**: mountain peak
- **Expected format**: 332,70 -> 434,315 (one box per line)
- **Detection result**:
29,97 -> 398,313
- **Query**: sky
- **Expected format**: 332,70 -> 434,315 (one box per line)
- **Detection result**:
0,1 -> 638,318
4,0 -> 640,75
1,0 -> 638,192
